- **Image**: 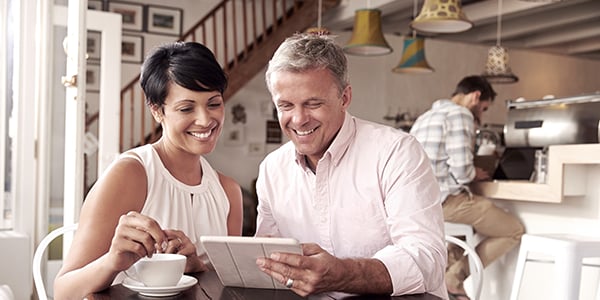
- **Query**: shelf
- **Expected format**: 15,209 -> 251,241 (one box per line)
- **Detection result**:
470,144 -> 600,203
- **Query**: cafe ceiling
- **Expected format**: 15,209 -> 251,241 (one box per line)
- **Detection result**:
322,0 -> 600,61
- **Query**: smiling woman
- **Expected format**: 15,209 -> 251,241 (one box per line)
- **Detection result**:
53,42 -> 244,299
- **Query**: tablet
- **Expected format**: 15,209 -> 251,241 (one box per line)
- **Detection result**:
200,235 -> 302,289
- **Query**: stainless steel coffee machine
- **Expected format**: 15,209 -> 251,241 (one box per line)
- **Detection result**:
494,93 -> 600,180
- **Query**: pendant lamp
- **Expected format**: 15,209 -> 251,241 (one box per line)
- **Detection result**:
481,0 -> 518,83
343,9 -> 392,56
306,0 -> 331,35
410,0 -> 472,33
392,36 -> 434,74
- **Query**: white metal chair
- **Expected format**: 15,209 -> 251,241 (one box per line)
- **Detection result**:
445,235 -> 484,300
32,223 -> 78,300
0,285 -> 15,300
509,233 -> 600,300
445,222 -> 478,279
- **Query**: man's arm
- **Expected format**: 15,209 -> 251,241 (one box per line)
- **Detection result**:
447,109 -> 477,184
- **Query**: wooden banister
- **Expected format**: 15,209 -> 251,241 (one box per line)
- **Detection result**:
117,0 -> 340,152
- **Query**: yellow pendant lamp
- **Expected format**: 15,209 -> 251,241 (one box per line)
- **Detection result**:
343,9 -> 392,56
410,0 -> 472,33
392,36 -> 434,74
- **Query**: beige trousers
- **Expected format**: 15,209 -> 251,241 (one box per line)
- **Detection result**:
443,191 -> 525,289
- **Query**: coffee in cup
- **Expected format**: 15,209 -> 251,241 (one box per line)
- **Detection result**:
125,253 -> 186,287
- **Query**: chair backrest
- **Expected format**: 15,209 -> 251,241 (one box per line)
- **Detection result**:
0,284 -> 15,300
445,235 -> 484,300
32,223 -> 78,300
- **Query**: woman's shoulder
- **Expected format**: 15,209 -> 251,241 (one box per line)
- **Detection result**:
216,172 -> 241,193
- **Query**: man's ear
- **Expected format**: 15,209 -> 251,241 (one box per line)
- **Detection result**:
341,85 -> 352,109
470,91 -> 482,105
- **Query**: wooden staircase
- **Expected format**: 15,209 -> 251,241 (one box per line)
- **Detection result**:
118,0 -> 340,152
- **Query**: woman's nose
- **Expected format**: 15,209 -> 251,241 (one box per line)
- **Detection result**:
194,108 -> 211,126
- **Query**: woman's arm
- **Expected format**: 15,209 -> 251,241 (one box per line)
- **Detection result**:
53,157 -> 168,300
218,172 -> 243,236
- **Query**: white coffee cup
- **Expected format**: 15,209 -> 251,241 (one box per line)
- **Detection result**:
125,253 -> 186,287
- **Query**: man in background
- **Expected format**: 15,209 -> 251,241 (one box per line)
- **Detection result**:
410,75 -> 525,300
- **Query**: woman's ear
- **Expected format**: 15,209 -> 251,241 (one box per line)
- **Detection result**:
150,106 -> 163,123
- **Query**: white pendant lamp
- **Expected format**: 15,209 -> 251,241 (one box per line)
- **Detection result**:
481,0 -> 519,84
410,0 -> 472,34
306,0 -> 330,35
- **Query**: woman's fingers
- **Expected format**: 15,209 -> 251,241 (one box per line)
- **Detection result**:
163,229 -> 195,255
116,212 -> 168,257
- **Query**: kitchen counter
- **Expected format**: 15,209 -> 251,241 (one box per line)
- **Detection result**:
471,144 -> 600,203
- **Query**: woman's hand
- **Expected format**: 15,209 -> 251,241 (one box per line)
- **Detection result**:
163,229 -> 209,273
106,211 -> 169,272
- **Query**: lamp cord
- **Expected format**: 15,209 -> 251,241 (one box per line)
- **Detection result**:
496,0 -> 502,46
412,0 -> 418,38
318,0 -> 322,28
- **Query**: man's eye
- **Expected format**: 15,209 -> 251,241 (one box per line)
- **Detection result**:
278,104 -> 293,111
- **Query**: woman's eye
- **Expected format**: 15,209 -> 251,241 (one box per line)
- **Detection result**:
179,107 -> 193,112
208,102 -> 223,108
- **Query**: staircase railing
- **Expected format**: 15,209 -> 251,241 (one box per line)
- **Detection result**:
118,0 -> 335,152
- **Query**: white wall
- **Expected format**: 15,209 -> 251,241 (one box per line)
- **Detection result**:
207,31 -> 600,191
204,32 -> 600,300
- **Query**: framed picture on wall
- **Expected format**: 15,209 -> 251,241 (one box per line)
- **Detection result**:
87,0 -> 103,10
108,1 -> 144,32
121,34 -> 144,63
86,30 -> 101,62
224,125 -> 245,147
86,64 -> 101,92
146,5 -> 183,36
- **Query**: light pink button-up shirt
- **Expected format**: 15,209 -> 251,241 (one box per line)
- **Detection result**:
256,113 -> 447,298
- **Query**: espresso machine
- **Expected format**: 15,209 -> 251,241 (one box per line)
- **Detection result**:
494,93 -> 600,180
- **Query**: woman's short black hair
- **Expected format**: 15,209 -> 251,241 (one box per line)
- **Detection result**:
452,75 -> 497,102
140,41 -> 228,108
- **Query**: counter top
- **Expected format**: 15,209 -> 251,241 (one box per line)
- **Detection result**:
470,144 -> 600,203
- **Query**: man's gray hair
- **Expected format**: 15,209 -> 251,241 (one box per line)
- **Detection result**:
265,33 -> 349,95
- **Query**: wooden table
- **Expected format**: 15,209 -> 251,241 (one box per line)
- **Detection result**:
87,271 -> 442,300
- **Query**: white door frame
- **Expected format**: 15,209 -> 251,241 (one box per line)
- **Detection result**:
52,5 -> 122,253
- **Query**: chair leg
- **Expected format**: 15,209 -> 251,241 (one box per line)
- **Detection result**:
510,245 -> 529,300
555,253 -> 582,300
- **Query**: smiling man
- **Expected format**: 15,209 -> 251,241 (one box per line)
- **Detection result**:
253,33 -> 448,299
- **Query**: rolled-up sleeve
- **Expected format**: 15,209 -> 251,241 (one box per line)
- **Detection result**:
374,136 -> 447,297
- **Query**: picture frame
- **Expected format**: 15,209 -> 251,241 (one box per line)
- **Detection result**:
86,30 -> 102,62
86,64 -> 101,92
224,125 -> 245,147
266,120 -> 282,144
108,1 -> 144,32
146,5 -> 183,36
121,34 -> 144,63
87,0 -> 103,10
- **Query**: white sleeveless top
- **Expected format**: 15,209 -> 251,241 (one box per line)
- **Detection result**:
124,144 -> 230,255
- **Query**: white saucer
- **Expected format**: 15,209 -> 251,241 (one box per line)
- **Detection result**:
122,275 -> 197,297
